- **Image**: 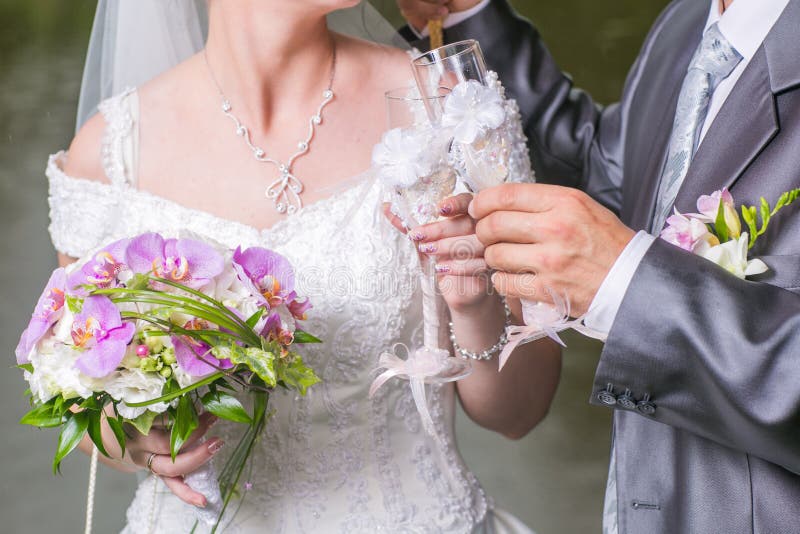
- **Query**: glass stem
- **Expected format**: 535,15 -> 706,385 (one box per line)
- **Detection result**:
420,256 -> 445,351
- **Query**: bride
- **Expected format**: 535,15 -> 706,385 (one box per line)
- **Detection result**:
47,0 -> 561,532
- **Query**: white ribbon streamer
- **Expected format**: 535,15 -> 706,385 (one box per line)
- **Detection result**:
499,290 -> 608,370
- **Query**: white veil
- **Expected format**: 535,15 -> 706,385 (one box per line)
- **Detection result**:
75,0 -> 408,130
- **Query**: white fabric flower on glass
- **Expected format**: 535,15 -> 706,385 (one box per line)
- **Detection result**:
104,368 -> 169,419
442,80 -> 505,144
372,128 -> 437,188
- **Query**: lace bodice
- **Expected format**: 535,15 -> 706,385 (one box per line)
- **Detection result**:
47,89 -> 501,533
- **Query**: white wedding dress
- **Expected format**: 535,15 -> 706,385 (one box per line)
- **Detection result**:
46,88 -> 534,534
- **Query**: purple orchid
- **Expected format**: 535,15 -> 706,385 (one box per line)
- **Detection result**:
171,318 -> 233,377
68,238 -> 130,293
72,296 -> 136,378
288,296 -> 312,321
15,268 -> 67,364
232,246 -> 295,309
126,233 -> 224,288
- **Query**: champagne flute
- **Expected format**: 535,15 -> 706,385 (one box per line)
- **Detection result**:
382,87 -> 472,385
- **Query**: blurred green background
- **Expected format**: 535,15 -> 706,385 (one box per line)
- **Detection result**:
0,1 -> 668,532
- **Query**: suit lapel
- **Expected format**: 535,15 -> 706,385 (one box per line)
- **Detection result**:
672,0 -> 800,215
671,52 -> 778,214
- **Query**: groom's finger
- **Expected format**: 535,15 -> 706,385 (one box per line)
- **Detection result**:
484,243 -> 543,274
469,183 -> 563,219
475,211 -> 543,246
491,271 -> 551,303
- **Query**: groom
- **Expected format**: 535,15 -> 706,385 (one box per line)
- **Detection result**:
400,0 -> 800,532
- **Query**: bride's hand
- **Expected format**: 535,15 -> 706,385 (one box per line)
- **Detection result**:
90,411 -> 223,508
385,193 -> 492,313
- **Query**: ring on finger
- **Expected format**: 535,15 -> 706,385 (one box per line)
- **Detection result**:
146,451 -> 160,476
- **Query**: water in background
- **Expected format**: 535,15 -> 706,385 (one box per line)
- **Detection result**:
0,1 -> 667,532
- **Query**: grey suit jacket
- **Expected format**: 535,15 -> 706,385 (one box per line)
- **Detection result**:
437,1 -> 800,532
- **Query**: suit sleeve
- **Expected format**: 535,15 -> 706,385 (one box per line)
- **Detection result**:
592,238 -> 800,474
426,0 -> 674,214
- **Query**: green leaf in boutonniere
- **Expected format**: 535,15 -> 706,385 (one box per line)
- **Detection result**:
714,201 -> 730,243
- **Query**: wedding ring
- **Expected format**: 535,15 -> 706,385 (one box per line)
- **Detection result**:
146,452 -> 159,476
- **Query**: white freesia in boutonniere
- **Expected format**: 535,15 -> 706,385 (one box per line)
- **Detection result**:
660,187 -> 800,279
442,79 -> 505,144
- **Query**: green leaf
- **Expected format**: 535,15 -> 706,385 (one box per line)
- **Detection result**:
760,197 -> 771,230
293,330 -> 322,344
16,363 -> 34,373
125,372 -> 224,407
230,347 -> 277,387
53,411 -> 89,473
201,391 -> 252,424
278,356 -> 321,396
245,308 -> 265,329
20,402 -> 63,428
128,410 -> 159,435
126,273 -> 151,291
87,410 -> 109,458
106,415 -> 126,457
170,395 -> 199,460
714,200 -> 729,243
65,294 -> 84,314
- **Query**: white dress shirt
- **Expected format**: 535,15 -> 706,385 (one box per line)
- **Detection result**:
584,0 -> 791,335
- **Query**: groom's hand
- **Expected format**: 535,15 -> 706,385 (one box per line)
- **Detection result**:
470,183 -> 636,316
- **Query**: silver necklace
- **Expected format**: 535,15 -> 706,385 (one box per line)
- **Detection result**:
203,45 -> 337,215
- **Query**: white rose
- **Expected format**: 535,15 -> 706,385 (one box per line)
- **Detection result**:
104,369 -> 169,419
26,344 -> 95,403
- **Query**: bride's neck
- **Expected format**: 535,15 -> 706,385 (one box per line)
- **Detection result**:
204,1 -> 336,131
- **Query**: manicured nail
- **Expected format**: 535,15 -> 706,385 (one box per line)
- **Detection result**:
409,231 -> 425,241
195,497 -> 207,508
208,415 -> 219,427
439,204 -> 452,216
435,264 -> 451,273
208,440 -> 224,454
419,243 -> 437,254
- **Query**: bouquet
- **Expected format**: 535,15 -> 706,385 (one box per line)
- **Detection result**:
14,231 -> 321,531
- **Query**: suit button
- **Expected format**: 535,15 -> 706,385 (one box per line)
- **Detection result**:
617,389 -> 637,410
636,394 -> 656,416
596,383 -> 617,406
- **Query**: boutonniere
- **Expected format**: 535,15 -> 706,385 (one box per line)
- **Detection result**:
660,188 -> 800,279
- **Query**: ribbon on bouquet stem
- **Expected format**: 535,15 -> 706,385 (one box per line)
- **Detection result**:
499,289 -> 608,370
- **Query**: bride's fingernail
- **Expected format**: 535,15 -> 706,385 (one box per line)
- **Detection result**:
196,497 -> 207,508
440,204 -> 452,216
435,264 -> 451,274
208,440 -> 225,455
409,231 -> 425,241
419,243 -> 437,254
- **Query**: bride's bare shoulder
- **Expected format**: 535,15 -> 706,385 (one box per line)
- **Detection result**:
62,55 -> 199,184
62,110 -> 107,183
337,34 -> 415,90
